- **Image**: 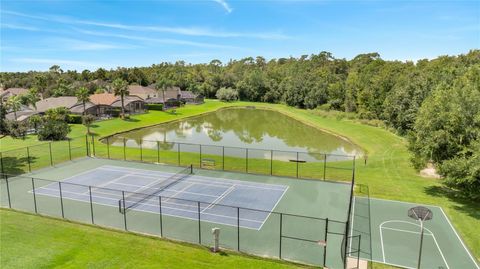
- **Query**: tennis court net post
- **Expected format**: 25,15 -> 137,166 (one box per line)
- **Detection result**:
118,164 -> 193,214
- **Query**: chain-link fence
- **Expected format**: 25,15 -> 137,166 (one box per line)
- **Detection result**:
97,135 -> 356,182
0,135 -> 88,176
1,173 -> 352,268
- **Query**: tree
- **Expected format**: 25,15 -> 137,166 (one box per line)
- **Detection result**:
82,114 -> 96,134
76,87 -> 90,115
28,114 -> 43,133
38,108 -> 71,140
5,120 -> 28,139
6,95 -> 22,121
216,87 -> 238,101
26,88 -> 41,109
112,78 -> 129,118
155,77 -> 174,106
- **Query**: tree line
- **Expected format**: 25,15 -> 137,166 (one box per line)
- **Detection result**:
1,50 -> 479,199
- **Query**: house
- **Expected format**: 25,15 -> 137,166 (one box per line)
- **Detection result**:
128,85 -> 158,100
89,93 -> 146,115
111,95 -> 146,114
34,96 -> 97,115
144,85 -> 203,106
5,107 -> 38,122
0,88 -> 29,102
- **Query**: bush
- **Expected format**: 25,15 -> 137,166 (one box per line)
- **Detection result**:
67,114 -> 83,124
38,119 -> 70,141
216,87 -> 238,102
5,120 -> 28,139
147,104 -> 163,111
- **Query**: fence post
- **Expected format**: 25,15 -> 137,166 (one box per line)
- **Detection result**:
91,135 -> 96,156
222,146 -> 225,170
68,139 -> 72,160
159,196 -> 163,237
157,141 -> 160,163
279,213 -> 283,259
270,150 -> 273,175
323,154 -> 327,180
324,218 -> 329,266
199,145 -> 202,168
31,178 -> 38,214
106,137 -> 110,159
140,140 -> 143,162
245,148 -> 248,173
85,135 -> 89,156
123,138 -> 126,160
5,177 -> 11,208
89,186 -> 94,224
0,152 -> 4,175
26,147 -> 31,172
122,191 -> 127,230
357,234 -> 361,269
237,207 -> 240,251
58,182 -> 64,218
296,152 -> 299,178
49,142 -> 53,166
197,201 -> 201,244
177,143 -> 181,166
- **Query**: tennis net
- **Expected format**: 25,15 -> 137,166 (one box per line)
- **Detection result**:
119,164 -> 193,214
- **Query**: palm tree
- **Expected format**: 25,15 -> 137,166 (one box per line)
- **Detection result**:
75,87 -> 90,115
82,114 -> 95,134
155,77 -> 173,109
26,87 -> 40,110
6,95 -> 22,121
112,78 -> 129,119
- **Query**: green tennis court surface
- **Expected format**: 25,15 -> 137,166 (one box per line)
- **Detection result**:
351,196 -> 479,269
1,157 -> 354,268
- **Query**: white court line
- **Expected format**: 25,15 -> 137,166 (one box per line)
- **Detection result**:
163,182 -> 196,203
110,182 -> 219,198
439,207 -> 480,269
201,185 -> 236,213
257,185 -> 289,230
34,191 -> 264,226
379,220 -> 450,269
99,165 -> 288,191
360,196 -> 479,269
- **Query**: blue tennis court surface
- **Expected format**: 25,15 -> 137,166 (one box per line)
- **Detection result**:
33,165 -> 288,230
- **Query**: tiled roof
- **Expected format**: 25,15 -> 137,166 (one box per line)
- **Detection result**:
128,85 -> 156,95
35,97 -> 80,113
89,93 -> 117,105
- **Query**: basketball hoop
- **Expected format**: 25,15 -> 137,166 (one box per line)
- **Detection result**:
408,206 -> 433,269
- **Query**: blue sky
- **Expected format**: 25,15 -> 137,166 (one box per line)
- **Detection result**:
1,0 -> 479,71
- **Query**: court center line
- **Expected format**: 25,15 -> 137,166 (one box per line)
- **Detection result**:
201,185 -> 236,213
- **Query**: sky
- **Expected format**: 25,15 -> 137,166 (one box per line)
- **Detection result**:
0,0 -> 479,72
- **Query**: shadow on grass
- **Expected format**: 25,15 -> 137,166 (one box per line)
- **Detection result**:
124,118 -> 140,122
424,185 -> 480,220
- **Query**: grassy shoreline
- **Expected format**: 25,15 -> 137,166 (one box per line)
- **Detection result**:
1,99 -> 478,263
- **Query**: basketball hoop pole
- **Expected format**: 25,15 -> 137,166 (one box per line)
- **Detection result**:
408,206 -> 432,269
417,219 -> 424,269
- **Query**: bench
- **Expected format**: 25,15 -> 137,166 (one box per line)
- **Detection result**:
201,158 -> 216,168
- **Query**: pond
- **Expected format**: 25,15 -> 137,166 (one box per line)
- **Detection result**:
107,107 -> 363,159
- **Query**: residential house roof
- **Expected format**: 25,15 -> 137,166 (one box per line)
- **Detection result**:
111,95 -> 145,107
128,85 -> 156,96
34,96 -> 95,113
89,93 -> 118,105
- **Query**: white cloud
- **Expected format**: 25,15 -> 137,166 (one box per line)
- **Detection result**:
2,9 -> 289,40
75,29 -> 242,49
213,0 -> 233,13
1,23 -> 39,31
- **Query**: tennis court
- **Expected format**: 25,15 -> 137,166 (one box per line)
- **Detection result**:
1,157 -> 353,268
32,165 -> 288,230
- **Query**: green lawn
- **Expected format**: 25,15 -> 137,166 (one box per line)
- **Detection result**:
1,99 -> 478,265
0,209 -> 310,269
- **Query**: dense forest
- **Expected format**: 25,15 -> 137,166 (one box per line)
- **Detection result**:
1,50 -> 479,199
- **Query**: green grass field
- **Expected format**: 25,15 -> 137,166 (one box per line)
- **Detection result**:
1,99 -> 479,267
0,209 -> 312,269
